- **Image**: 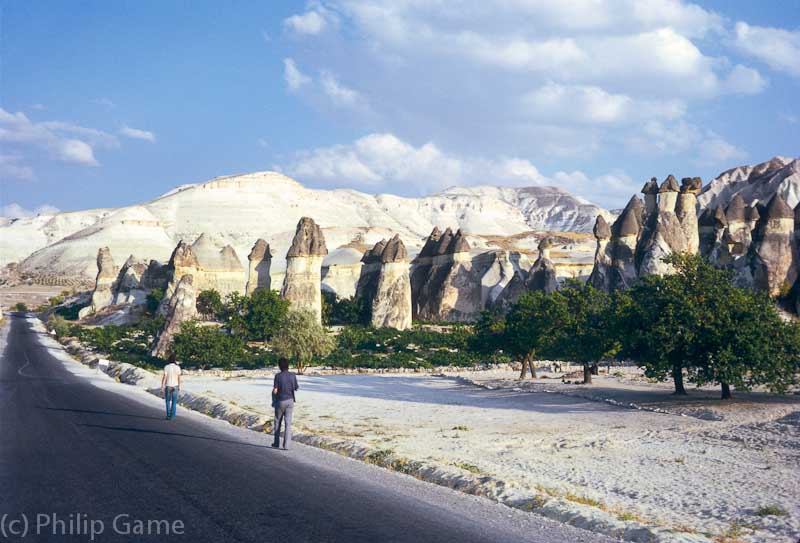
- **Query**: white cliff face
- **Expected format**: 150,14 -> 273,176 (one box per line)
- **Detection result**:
3,171 -> 609,280
698,157 -> 800,209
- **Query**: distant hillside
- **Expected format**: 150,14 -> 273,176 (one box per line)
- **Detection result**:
698,156 -> 800,209
1,172 -> 610,280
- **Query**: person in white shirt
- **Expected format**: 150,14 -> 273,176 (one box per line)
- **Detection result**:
161,353 -> 181,420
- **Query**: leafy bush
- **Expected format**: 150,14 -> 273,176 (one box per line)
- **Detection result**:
14,302 -> 28,312
47,314 -> 71,338
322,291 -> 370,325
145,288 -> 165,315
196,289 -> 223,320
272,310 -> 336,373
172,320 -> 248,369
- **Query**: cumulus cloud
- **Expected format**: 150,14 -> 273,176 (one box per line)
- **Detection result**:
734,22 -> 800,77
283,3 -> 337,35
279,132 -> 635,207
283,58 -> 311,92
0,108 -> 118,168
521,83 -> 685,125
119,125 -> 156,143
624,119 -> 746,165
1,202 -> 60,218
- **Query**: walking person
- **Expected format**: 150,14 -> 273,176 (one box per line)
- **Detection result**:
272,357 -> 298,450
161,353 -> 181,420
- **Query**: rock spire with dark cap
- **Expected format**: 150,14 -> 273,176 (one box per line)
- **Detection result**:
593,214 -> 611,240
246,239 -> 272,294
588,215 -> 613,291
526,237 -> 558,294
676,176 -> 701,254
286,217 -> 328,257
642,177 -> 659,216
371,234 -> 412,329
448,229 -> 470,254
749,193 -> 797,296
725,195 -> 747,224
658,175 -> 680,212
281,217 -> 328,322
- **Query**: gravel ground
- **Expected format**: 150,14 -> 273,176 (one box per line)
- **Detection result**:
180,369 -> 800,542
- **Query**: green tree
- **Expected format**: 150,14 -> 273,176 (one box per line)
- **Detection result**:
469,309 -> 507,360
14,302 -> 28,312
617,253 -> 800,398
171,320 -> 247,369
556,281 -> 619,384
145,288 -> 165,316
218,291 -> 248,336
244,288 -> 290,341
272,310 -> 336,374
667,254 -> 800,398
196,289 -> 223,320
504,291 -> 568,379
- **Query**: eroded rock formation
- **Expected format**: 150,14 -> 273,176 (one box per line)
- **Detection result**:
246,239 -> 272,294
749,194 -> 796,296
526,238 -> 558,294
79,247 -> 118,318
608,196 -> 642,290
411,228 -> 481,322
281,217 -> 328,322
370,235 -> 412,330
151,274 -> 197,358
588,215 -> 612,291
637,176 -> 689,276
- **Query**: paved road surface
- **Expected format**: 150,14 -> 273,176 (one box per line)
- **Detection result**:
0,315 -> 614,542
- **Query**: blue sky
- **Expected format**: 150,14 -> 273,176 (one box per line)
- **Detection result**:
1,0 -> 799,215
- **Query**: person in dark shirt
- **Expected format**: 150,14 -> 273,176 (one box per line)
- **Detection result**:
272,357 -> 299,450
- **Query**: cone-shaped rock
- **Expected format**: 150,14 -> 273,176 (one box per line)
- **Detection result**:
79,247 -> 119,318
246,239 -> 272,294
281,217 -> 328,322
150,275 -> 197,358
675,177 -> 701,254
588,215 -> 613,291
749,194 -> 797,296
371,235 -> 412,329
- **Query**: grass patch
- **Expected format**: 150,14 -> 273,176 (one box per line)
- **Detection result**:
523,496 -> 549,510
754,505 -> 787,517
564,492 -> 602,508
535,484 -> 560,497
365,449 -> 394,465
454,462 -> 481,474
451,425 -> 470,431
674,457 -> 685,464
714,521 -> 755,543
671,525 -> 698,534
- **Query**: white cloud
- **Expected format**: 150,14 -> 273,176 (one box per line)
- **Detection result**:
734,22 -> 800,77
780,113 -> 799,125
722,64 -> 768,94
283,58 -> 311,92
0,108 -> 117,168
320,71 -> 365,108
624,119 -> 746,165
1,202 -> 60,218
30,103 -> 45,111
285,10 -> 327,35
279,132 -> 633,206
283,3 -> 337,35
521,83 -> 685,125
119,125 -> 156,143
0,154 -> 35,181
257,138 -> 269,148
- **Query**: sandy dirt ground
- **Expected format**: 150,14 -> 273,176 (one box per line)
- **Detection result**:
180,369 -> 800,542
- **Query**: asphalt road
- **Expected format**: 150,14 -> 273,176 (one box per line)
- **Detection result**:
0,314 -> 615,542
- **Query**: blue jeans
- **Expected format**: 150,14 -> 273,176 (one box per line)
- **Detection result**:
165,386 -> 178,419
